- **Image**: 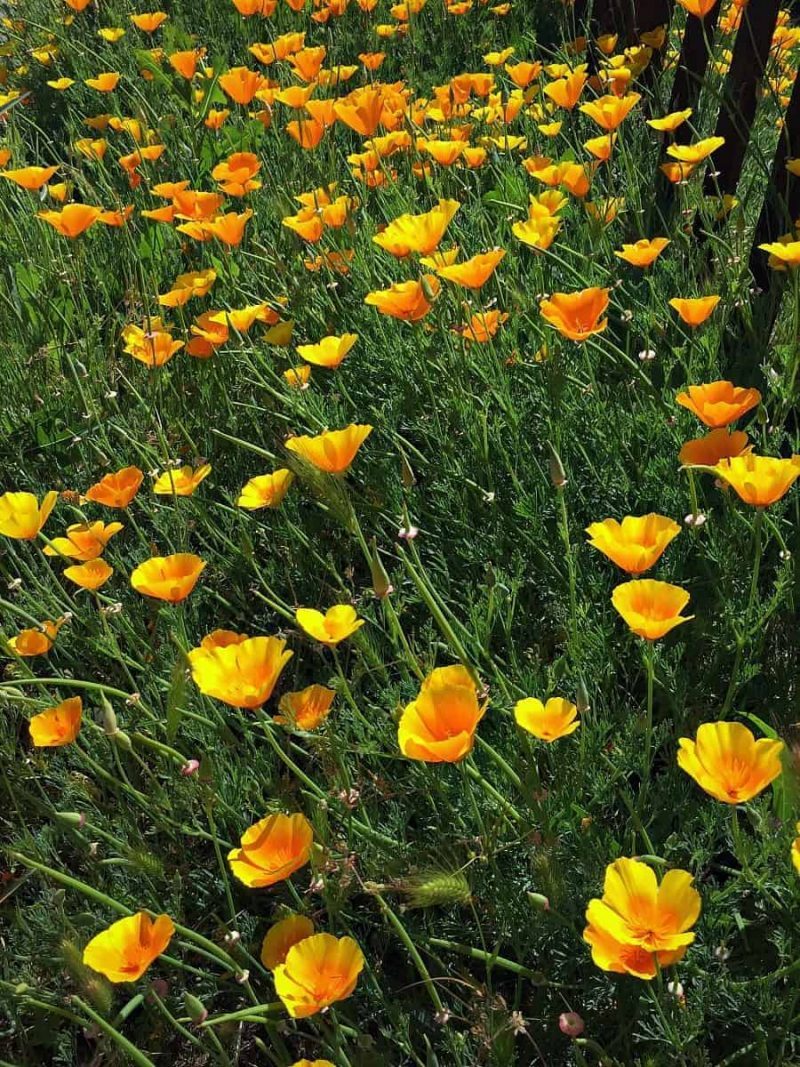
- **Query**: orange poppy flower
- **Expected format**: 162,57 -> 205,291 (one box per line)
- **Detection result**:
543,69 -> 588,110
612,579 -> 693,640
130,11 -> 168,31
579,92 -> 640,130
586,514 -> 681,574
29,697 -> 82,747
152,464 -> 211,496
261,915 -> 316,970
211,152 -> 261,196
286,117 -> 326,149
237,470 -> 295,509
647,108 -> 692,132
678,428 -> 749,466
43,520 -> 123,561
364,277 -> 440,321
188,633 -> 293,707
158,268 -> 217,308
678,721 -> 784,803
334,87 -> 385,136
675,0 -> 718,17
514,696 -> 580,741
273,933 -> 364,1017
0,165 -> 59,190
63,558 -> 114,590
227,812 -> 313,887
660,162 -> 696,183
7,620 -> 63,657
83,913 -> 175,983
85,70 -> 121,91
540,287 -> 609,341
286,424 -> 372,473
614,237 -> 670,268
84,466 -> 143,508
122,322 -> 184,368
219,67 -> 266,105
669,296 -> 720,326
168,50 -> 200,79
276,684 -> 335,730
37,204 -> 101,237
436,248 -> 505,289
709,454 -> 800,507
296,333 -> 357,368
200,210 -> 253,246
583,133 -> 617,161
667,136 -> 725,164
373,200 -> 460,257
398,665 -> 485,763
460,308 -> 509,343
130,553 -> 206,602
295,605 -> 365,647
0,490 -> 58,540
676,380 -> 760,427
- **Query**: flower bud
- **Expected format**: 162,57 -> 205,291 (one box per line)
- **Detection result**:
100,694 -> 119,737
54,811 -> 86,829
547,442 -> 567,488
527,891 -> 550,911
576,677 -> 590,715
420,275 -> 438,303
369,539 -> 393,599
559,1012 -> 585,1037
181,759 -> 201,777
183,992 -> 208,1024
401,453 -> 416,489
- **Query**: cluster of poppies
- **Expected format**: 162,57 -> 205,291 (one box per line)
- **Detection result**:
1,0 -> 799,1043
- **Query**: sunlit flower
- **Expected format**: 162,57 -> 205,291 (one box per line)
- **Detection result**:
130,553 -> 206,602
276,684 -> 335,730
678,721 -> 784,803
707,454 -> 800,507
614,237 -> 670,268
63,558 -> 114,590
296,334 -> 357,369
398,665 -> 485,762
37,204 -> 101,237
678,428 -> 750,466
84,466 -> 144,508
188,634 -> 293,707
296,605 -> 365,647
83,913 -> 175,983
584,858 -> 700,979
29,697 -> 82,747
676,381 -> 760,427
0,491 -> 58,539
274,933 -> 364,1017
667,136 -> 724,163
364,277 -> 440,321
540,287 -> 609,341
514,697 -> 579,741
586,514 -> 680,574
237,470 -> 295,509
153,464 -> 211,496
579,92 -> 640,130
286,425 -> 372,473
0,165 -> 60,190
373,200 -> 460,257
130,11 -> 168,31
669,296 -> 720,326
228,812 -> 313,887
435,249 -> 505,289
7,619 -> 63,657
543,70 -> 587,110
612,579 -> 693,640
646,108 -> 692,132
261,914 -> 316,969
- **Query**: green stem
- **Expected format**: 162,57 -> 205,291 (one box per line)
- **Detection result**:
72,997 -> 157,1067
373,891 -> 444,1013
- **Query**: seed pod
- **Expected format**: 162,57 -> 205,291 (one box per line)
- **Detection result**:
546,442 -> 567,488
369,538 -> 393,599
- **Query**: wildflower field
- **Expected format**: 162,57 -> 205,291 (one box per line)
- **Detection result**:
1,0 -> 800,1062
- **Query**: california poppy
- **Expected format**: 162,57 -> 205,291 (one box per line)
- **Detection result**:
614,238 -> 670,268
514,697 -> 579,741
364,277 -> 440,321
586,514 -> 680,574
276,684 -> 335,730
261,914 -> 316,969
188,634 -> 293,707
676,381 -> 760,427
286,424 -> 372,473
153,465 -> 211,496
44,521 -> 121,563
398,665 -> 485,762
273,933 -> 364,1017
669,296 -> 720,326
84,466 -> 143,508
295,605 -> 365,647
64,558 -> 114,590
237,470 -> 295,509
29,696 -> 82,747
296,334 -> 357,369
373,200 -> 460,257
436,249 -> 505,289
707,454 -> 800,507
678,428 -> 750,467
612,579 -> 693,640
228,812 -> 313,887
0,490 -> 58,539
678,721 -> 784,803
38,204 -> 101,237
540,287 -> 609,341
130,553 -> 206,602
83,913 -> 175,983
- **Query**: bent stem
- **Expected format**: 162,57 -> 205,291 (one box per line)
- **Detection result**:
638,641 -> 656,810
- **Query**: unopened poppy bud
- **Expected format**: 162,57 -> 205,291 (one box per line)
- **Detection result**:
576,677 -> 590,714
559,1012 -> 585,1037
401,453 -> 416,489
100,694 -> 119,737
756,403 -> 767,426
420,274 -> 439,303
527,891 -> 550,911
181,759 -> 201,776
184,992 -> 208,1024
547,442 -> 567,487
55,811 -> 86,829
369,539 -> 393,599
112,730 -> 133,751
